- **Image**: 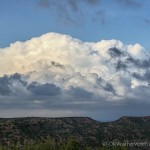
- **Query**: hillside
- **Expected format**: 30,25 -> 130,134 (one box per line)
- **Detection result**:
0,116 -> 149,149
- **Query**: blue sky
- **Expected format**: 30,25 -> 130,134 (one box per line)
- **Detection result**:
0,0 -> 150,49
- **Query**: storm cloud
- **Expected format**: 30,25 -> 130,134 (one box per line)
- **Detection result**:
0,32 -> 150,119
27,82 -> 61,96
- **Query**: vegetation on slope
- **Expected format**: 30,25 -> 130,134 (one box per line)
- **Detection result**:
0,116 -> 149,150
0,137 -> 128,150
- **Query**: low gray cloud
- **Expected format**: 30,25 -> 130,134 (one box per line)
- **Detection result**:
144,70 -> 150,82
132,70 -> 150,82
0,72 -> 150,120
68,86 -> 93,99
28,82 -> 61,96
0,73 -> 28,96
0,95 -> 149,121
0,76 -> 12,95
0,74 -> 61,97
104,83 -> 116,95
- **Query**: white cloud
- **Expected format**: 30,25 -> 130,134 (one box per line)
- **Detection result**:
0,32 -> 150,119
0,33 -> 149,89
127,44 -> 149,60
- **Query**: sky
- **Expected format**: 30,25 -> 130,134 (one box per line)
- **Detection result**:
0,0 -> 150,120
0,0 -> 150,49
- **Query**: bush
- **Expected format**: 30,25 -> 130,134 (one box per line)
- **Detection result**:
0,138 -> 128,150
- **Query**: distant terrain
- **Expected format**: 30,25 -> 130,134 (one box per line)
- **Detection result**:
0,116 -> 149,149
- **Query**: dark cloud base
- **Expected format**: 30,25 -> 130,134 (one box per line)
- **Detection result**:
0,72 -> 150,120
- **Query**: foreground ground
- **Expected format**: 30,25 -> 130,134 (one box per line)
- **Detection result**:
0,116 -> 149,149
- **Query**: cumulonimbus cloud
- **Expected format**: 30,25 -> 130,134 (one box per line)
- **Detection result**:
0,32 -> 150,119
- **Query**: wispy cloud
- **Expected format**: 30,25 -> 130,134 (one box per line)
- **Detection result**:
92,10 -> 106,24
117,0 -> 141,8
37,0 -> 104,26
144,18 -> 150,25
